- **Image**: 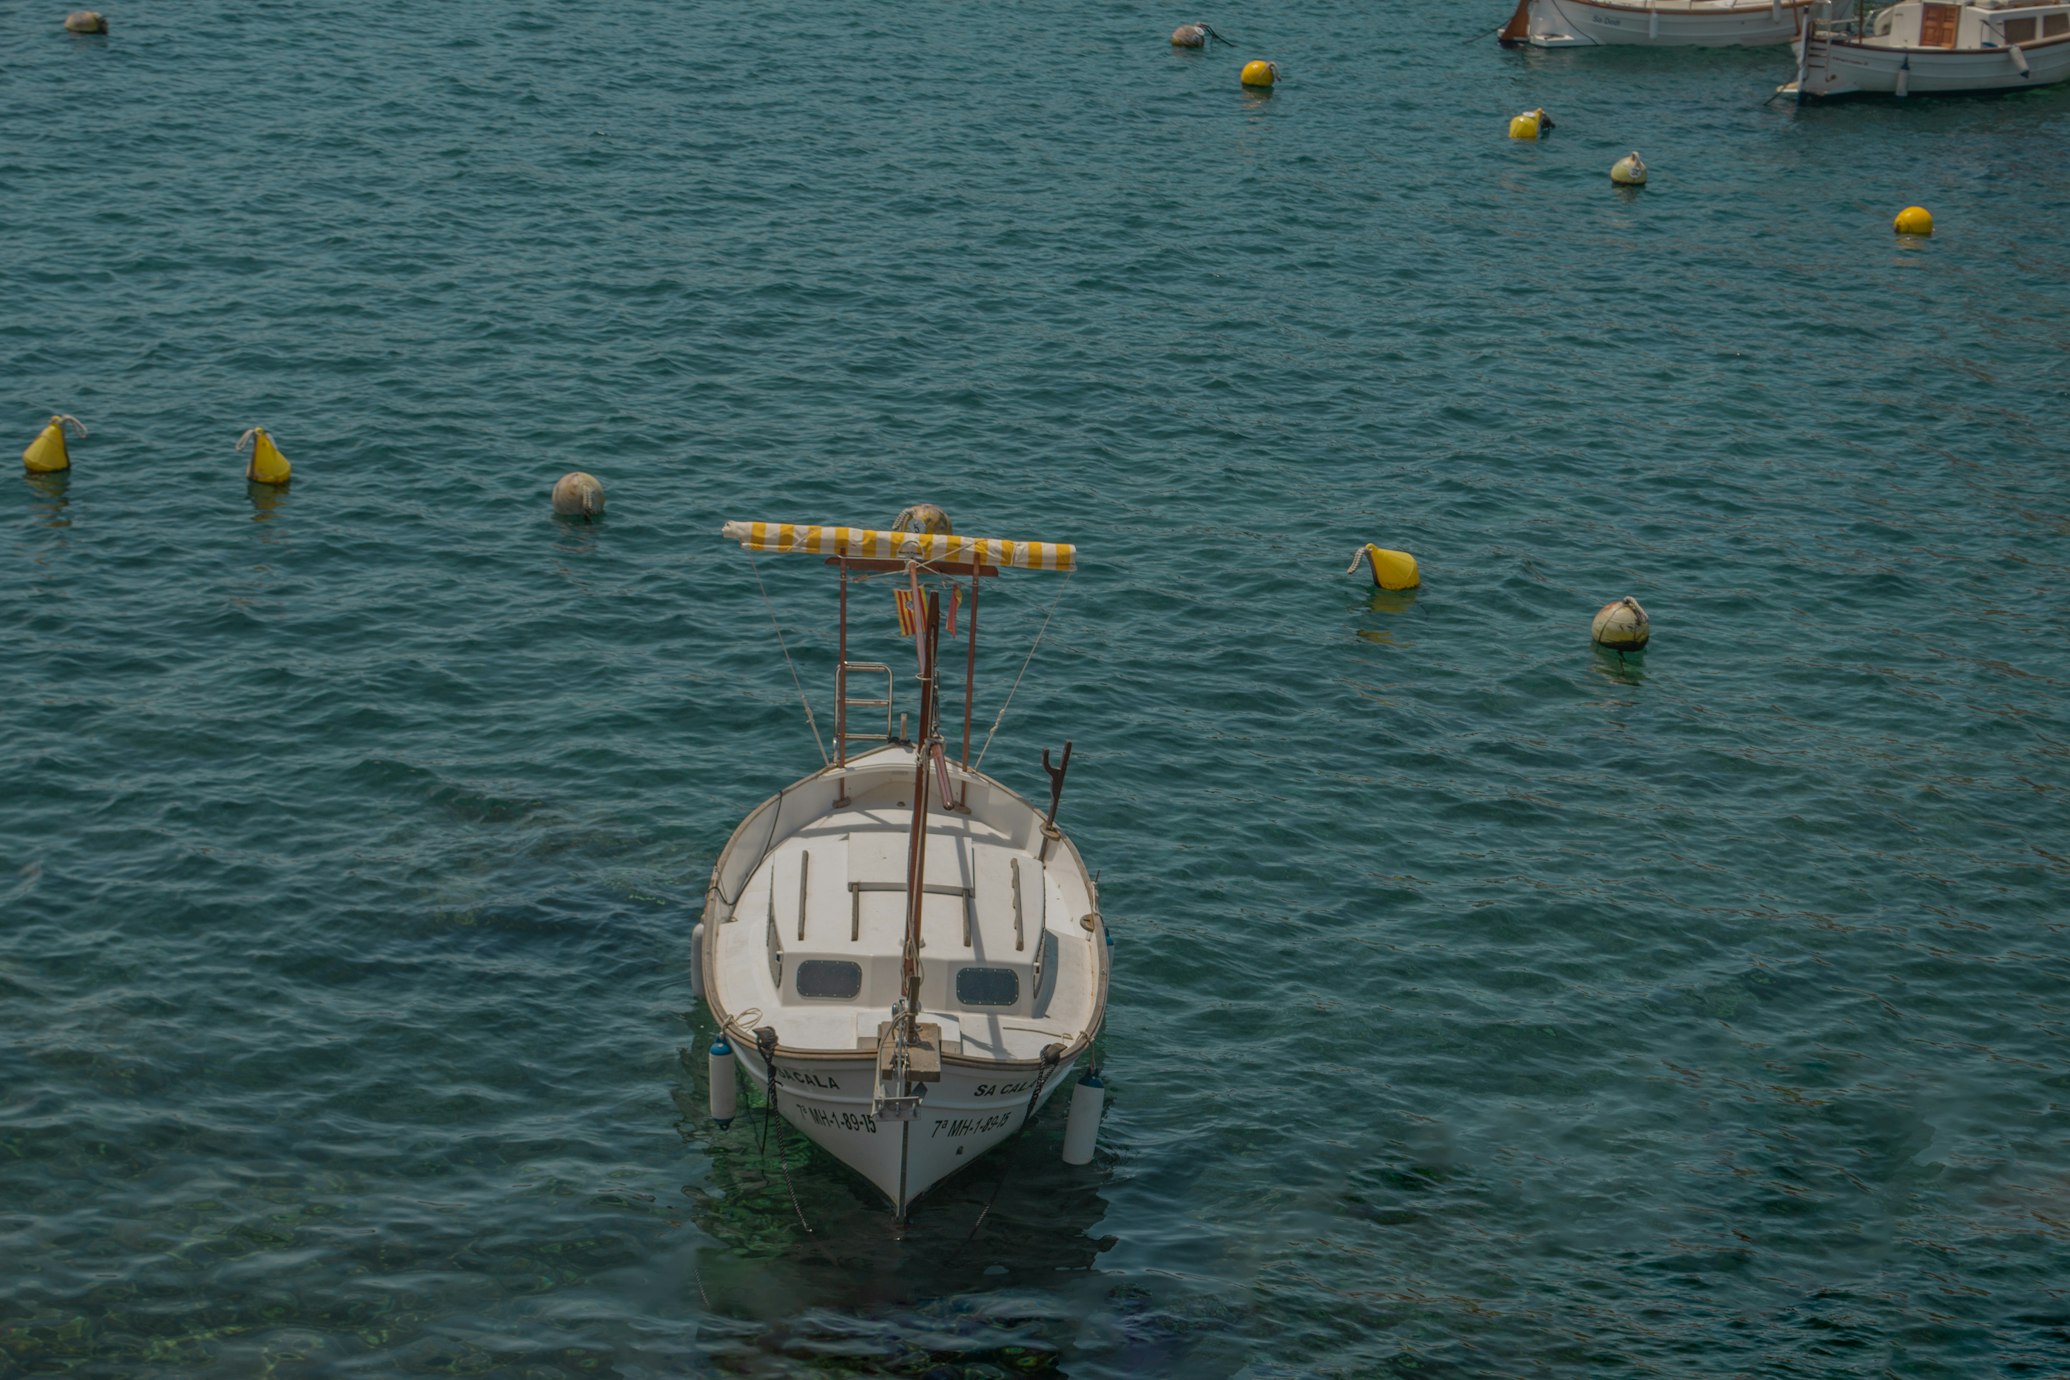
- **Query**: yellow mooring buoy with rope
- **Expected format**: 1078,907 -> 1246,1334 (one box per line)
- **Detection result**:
1894,205 -> 1934,236
1591,597 -> 1650,652
23,414 -> 86,474
238,426 -> 292,486
1509,107 -> 1554,140
1611,151 -> 1647,186
1347,543 -> 1421,592
1240,59 -> 1278,88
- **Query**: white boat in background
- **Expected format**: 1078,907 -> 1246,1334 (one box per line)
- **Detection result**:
1784,0 -> 2070,95
1499,0 -> 1812,45
695,516 -> 1110,1220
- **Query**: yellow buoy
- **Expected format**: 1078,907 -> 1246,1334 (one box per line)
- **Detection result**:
237,426 -> 292,486
552,470 -> 605,519
63,10 -> 108,33
1240,59 -> 1278,88
1347,544 -> 1420,592
23,414 -> 86,474
1590,597 -> 1650,652
1611,151 -> 1647,186
1508,108 -> 1553,140
1894,205 -> 1934,236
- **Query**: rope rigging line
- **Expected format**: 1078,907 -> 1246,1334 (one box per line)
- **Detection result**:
748,551 -> 830,767
975,567 -> 1073,769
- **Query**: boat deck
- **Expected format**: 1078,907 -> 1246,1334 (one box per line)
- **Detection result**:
706,749 -> 1103,1063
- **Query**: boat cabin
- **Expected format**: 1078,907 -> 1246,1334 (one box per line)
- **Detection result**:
1869,0 -> 2070,45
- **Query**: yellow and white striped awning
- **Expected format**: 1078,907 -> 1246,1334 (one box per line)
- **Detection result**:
719,521 -> 1075,572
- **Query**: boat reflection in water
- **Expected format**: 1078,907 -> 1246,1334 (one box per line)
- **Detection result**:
679,1109 -> 1116,1302
670,1083 -> 1117,1375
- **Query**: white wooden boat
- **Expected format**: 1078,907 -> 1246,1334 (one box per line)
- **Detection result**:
695,518 -> 1110,1219
1784,0 -> 2070,94
1498,0 -> 1812,45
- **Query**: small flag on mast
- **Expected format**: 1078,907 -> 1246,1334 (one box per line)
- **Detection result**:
894,589 -> 919,638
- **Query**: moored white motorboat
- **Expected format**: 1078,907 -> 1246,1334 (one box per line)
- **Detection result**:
1784,0 -> 2070,95
696,516 -> 1110,1219
1499,0 -> 1812,45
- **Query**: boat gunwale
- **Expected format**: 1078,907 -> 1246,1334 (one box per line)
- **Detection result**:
1556,0 -> 1813,14
699,744 -> 1108,1073
1824,26 -> 2070,49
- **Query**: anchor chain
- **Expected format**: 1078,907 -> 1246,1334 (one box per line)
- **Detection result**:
754,1026 -> 812,1236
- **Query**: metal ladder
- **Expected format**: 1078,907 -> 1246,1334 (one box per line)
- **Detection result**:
834,662 -> 894,802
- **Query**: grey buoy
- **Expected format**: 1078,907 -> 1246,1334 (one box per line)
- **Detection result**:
63,10 -> 108,33
551,471 -> 604,520
1171,21 -> 1230,47
890,502 -> 952,535
1591,597 -> 1650,652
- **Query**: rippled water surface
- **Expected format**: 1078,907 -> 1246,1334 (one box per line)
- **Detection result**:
7,1 -> 2070,1375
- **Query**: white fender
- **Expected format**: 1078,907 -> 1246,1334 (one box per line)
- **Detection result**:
709,1037 -> 738,1128
1061,1071 -> 1105,1165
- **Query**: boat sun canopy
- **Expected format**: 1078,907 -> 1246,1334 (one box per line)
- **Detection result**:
720,521 -> 1075,573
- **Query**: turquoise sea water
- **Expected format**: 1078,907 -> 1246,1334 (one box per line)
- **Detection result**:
7,1 -> 2070,1375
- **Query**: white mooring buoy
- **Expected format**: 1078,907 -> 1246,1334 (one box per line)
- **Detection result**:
552,470 -> 605,519
1060,1069 -> 1105,1165
708,1035 -> 738,1129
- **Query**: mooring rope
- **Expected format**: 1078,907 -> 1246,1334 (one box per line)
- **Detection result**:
748,551 -> 830,766
755,1027 -> 813,1235
967,1043 -> 1063,1241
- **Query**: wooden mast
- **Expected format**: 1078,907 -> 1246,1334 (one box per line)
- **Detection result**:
898,573 -> 940,1029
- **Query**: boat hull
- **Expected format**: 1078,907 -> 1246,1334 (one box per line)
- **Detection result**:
1788,30 -> 2070,93
1513,0 -> 1808,46
699,743 -> 1110,1217
732,1044 -> 1079,1210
